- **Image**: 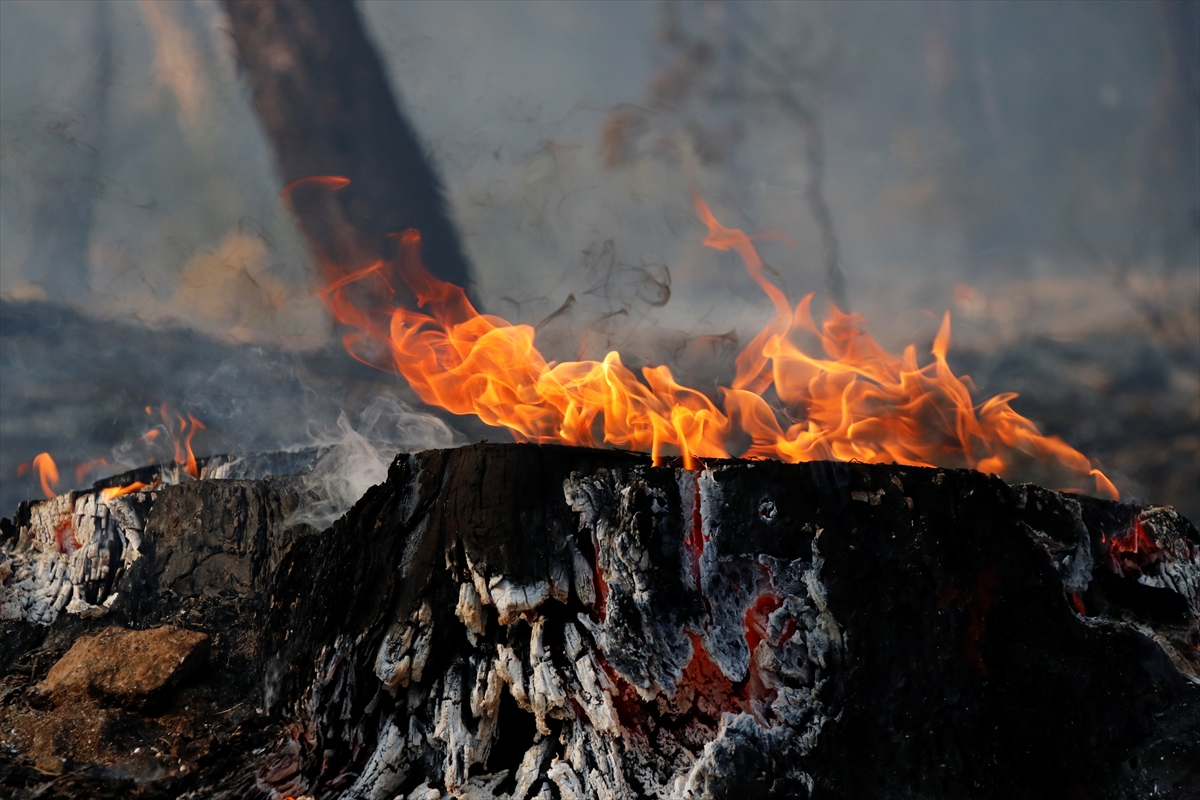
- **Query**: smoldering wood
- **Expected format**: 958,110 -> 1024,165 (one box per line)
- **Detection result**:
220,0 -> 475,294
1,469 -> 318,794
2,443 -> 1198,798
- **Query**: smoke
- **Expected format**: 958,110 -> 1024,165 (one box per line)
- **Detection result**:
0,1 -> 1195,522
137,0 -> 210,136
286,396 -> 465,531
0,0 -> 316,348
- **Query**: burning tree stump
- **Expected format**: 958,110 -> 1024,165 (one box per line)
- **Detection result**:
2,444 -> 1198,798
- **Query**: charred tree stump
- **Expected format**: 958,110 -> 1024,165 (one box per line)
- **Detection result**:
2,444 -> 1198,798
221,0 -> 475,293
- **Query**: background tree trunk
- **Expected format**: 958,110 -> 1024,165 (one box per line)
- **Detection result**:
221,0 -> 475,297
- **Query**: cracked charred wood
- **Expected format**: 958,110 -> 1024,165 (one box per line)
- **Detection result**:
1,449 -> 321,630
257,445 -> 1198,799
221,0 -> 475,297
1,461 -> 320,796
2,443 -> 1199,798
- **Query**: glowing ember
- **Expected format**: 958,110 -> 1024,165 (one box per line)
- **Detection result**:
308,180 -> 1115,497
100,479 -> 156,502
1106,516 -> 1162,575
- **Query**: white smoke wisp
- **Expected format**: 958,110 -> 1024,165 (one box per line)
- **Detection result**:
287,396 -> 465,530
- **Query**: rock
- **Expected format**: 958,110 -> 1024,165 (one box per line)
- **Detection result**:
37,625 -> 210,710
33,756 -> 65,776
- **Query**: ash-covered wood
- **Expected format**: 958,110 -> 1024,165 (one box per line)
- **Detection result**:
1,453 -> 321,795
1,449 -> 320,628
2,444 -> 1198,798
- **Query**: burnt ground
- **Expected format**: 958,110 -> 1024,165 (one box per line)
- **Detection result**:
0,617 -> 274,796
2,295 -> 1196,525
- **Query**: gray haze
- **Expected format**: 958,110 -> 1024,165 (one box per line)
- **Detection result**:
1,1 -> 1197,517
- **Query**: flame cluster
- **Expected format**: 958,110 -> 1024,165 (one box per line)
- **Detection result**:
19,405 -> 205,500
313,185 -> 1114,498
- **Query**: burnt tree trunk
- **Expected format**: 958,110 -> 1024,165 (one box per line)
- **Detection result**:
256,445 -> 1200,799
221,0 -> 474,294
2,444 -> 1198,798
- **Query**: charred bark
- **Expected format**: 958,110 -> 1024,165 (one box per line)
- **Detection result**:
2,444 -> 1198,798
1,461 -> 319,796
255,445 -> 1200,799
221,0 -> 474,294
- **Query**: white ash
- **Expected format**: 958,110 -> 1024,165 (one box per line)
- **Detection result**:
491,578 -> 552,625
548,757 -> 587,800
375,600 -> 435,688
463,550 -> 495,611
347,718 -> 411,800
431,664 -> 474,791
513,736 -> 556,800
2,443 -> 330,627
1013,485 -> 1199,676
528,617 -> 570,734
1132,506 -> 1199,617
455,581 -> 486,638
403,782 -> 441,800
567,538 -> 595,606
695,469 -> 761,685
1015,486 -> 1095,596
2,489 -> 152,625
565,470 -> 695,699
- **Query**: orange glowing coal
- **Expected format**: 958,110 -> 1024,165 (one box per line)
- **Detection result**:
307,179 -> 1116,499
100,479 -> 156,502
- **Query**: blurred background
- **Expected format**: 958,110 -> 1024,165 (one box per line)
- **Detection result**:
1,0 -> 1196,521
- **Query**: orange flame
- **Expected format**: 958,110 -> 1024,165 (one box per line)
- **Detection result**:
309,182 -> 1115,498
154,405 -> 205,479
32,453 -> 60,499
22,406 -> 205,501
100,480 -> 153,502
182,414 -> 205,479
